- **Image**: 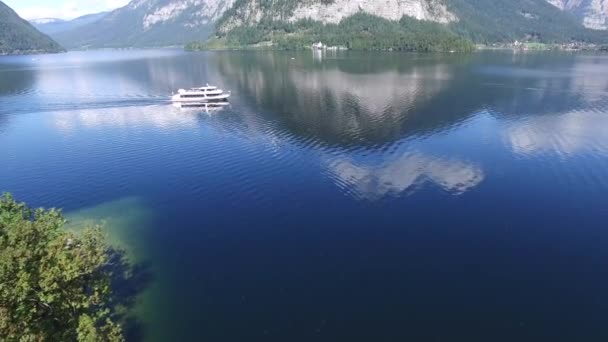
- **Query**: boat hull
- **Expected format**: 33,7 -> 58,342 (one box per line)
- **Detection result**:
173,101 -> 230,110
171,93 -> 231,103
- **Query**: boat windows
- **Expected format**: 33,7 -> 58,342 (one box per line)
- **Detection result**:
181,94 -> 208,98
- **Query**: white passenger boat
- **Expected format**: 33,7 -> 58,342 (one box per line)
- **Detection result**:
171,85 -> 230,103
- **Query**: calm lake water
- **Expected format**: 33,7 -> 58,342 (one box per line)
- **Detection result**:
1,49 -> 608,341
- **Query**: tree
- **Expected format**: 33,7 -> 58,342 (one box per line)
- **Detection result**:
0,193 -> 126,341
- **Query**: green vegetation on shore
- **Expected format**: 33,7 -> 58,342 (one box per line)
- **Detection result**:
187,13 -> 475,53
0,194 -> 134,341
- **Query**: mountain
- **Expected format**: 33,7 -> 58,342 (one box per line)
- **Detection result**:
30,18 -> 65,25
209,0 -> 608,49
546,0 -> 608,30
0,1 -> 64,55
31,12 -> 109,35
44,0 -> 608,50
446,0 -> 605,43
200,0 -> 474,52
53,0 -> 235,49
217,0 -> 457,33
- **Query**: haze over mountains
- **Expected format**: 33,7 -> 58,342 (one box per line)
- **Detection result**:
31,12 -> 109,35
50,0 -> 236,49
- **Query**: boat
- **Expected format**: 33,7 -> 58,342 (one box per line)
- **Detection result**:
171,84 -> 230,103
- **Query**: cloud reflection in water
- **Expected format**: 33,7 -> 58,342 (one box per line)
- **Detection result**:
506,111 -> 608,157
327,151 -> 484,200
53,105 -> 201,133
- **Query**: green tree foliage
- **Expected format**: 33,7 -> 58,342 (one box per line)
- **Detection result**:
190,13 -> 474,53
0,194 -> 125,341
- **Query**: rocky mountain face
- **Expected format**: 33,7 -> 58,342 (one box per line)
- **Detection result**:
218,0 -> 456,33
0,1 -> 64,54
213,0 -> 606,46
546,0 -> 608,29
39,0 -> 608,49
53,0 -> 236,48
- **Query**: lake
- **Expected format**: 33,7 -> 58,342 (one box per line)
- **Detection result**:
1,49 -> 608,341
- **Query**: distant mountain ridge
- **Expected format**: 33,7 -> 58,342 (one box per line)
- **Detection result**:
52,0 -> 236,49
0,1 -> 64,55
445,0 -> 605,43
30,18 -> 64,25
31,12 -> 109,35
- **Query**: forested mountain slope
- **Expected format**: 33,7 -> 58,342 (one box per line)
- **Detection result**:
547,0 -> 608,30
192,0 -> 607,52
0,1 -> 64,55
447,0 -> 607,43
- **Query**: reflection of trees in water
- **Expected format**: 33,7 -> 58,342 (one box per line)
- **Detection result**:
214,51 -> 608,149
105,249 -> 154,342
479,54 -> 608,118
0,68 -> 36,95
0,68 -> 37,128
477,54 -> 608,156
210,51 -> 608,198
66,197 -> 156,341
212,52 -> 492,199
214,51 -> 463,147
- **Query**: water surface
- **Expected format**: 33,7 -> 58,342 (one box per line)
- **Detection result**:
1,49 -> 608,341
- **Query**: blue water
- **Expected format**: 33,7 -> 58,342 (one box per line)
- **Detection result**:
1,49 -> 608,341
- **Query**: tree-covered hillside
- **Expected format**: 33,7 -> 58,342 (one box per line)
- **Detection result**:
191,12 -> 474,52
194,0 -> 608,52
447,0 -> 608,43
0,1 -> 64,55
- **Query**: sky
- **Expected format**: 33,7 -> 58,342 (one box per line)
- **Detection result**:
4,0 -> 130,20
